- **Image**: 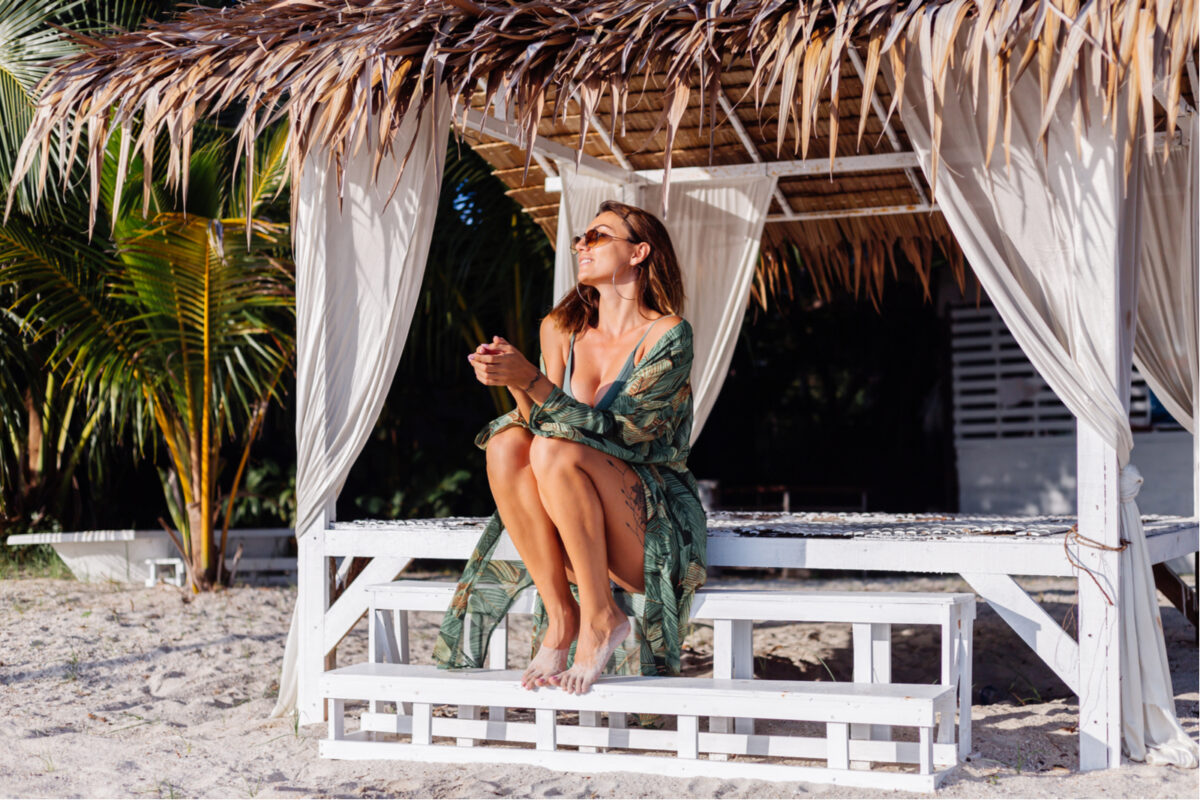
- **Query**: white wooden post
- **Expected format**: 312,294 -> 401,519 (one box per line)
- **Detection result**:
297,503 -> 334,725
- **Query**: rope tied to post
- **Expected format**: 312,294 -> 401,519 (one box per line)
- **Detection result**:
1063,465 -> 1142,606
1064,528 -> 1130,607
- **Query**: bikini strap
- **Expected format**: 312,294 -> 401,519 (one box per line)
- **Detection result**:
631,316 -> 667,362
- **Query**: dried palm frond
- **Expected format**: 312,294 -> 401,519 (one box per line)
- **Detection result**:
6,1 -> 1196,288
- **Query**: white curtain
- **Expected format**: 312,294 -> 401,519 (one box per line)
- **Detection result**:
898,29 -> 1197,766
637,177 -> 777,440
270,95 -> 452,718
552,170 -> 775,442
1134,117 -> 1198,434
553,165 -> 628,303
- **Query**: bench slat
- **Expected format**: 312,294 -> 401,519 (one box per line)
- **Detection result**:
321,664 -> 951,727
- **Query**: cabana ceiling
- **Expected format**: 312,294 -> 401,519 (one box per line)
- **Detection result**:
10,0 -> 1197,302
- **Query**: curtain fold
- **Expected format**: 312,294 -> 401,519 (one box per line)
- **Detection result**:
897,27 -> 1197,767
553,166 -> 628,303
270,94 -> 452,718
637,177 -> 776,441
1134,116 -> 1198,433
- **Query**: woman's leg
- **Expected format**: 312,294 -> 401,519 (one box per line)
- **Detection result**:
529,436 -> 647,694
485,427 -> 579,688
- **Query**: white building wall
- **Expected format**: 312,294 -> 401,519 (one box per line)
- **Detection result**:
957,430 -> 1194,516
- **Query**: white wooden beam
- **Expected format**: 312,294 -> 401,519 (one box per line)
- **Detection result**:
715,88 -> 797,219
589,112 -> 633,171
961,573 -> 1081,695
848,46 -> 931,207
323,556 -> 413,652
767,202 -> 937,223
1075,423 -> 1122,770
543,151 -> 920,193
456,106 -> 638,185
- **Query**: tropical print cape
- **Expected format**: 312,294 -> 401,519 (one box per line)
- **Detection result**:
433,319 -> 707,677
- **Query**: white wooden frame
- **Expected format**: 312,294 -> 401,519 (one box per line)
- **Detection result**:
296,514 -> 1198,773
295,107 -> 1200,777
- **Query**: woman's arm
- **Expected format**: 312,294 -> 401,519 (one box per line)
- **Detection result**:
468,317 -> 563,421
510,317 -> 564,420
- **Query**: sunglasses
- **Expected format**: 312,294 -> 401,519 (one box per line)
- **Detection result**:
572,228 -> 632,250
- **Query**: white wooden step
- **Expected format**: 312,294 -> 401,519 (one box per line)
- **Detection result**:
366,580 -> 974,622
320,663 -> 953,727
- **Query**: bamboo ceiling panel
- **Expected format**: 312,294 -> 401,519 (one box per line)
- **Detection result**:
10,1 -> 1196,303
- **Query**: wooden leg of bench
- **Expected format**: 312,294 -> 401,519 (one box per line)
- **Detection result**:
488,617 -> 508,723
393,611 -> 411,716
827,721 -> 849,770
579,711 -> 601,752
536,708 -> 556,751
412,703 -> 432,745
608,712 -> 626,730
329,698 -> 345,741
678,715 -> 699,759
851,622 -> 891,742
712,619 -> 755,736
457,705 -> 481,747
919,725 -> 933,774
959,616 -> 974,759
372,609 -> 401,714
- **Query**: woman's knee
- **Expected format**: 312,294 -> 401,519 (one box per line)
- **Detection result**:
528,436 -> 585,480
486,426 -> 532,480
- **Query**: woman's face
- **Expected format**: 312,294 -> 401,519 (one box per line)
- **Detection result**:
574,211 -> 642,287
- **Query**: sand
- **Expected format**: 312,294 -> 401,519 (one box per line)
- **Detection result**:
0,572 -> 1196,798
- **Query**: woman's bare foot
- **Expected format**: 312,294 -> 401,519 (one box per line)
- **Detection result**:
522,610 -> 578,690
553,609 -> 631,695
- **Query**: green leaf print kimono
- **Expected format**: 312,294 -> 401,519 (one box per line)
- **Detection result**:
434,319 -> 707,677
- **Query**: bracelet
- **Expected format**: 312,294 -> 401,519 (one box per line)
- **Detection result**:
521,372 -> 542,394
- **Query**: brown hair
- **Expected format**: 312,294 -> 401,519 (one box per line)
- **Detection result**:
548,200 -> 685,334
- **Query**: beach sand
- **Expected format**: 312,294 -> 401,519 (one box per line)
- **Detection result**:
1,572 -> 1196,798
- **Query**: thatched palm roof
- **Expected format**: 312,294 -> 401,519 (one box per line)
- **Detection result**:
9,0 -> 1198,303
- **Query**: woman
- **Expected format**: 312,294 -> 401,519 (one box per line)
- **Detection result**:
433,200 -> 706,696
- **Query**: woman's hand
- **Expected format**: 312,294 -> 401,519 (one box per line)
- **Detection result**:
468,336 -> 542,391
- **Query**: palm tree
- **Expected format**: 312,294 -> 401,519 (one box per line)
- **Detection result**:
0,0 -> 182,533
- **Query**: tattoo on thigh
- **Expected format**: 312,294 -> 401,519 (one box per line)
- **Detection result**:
607,458 -> 646,544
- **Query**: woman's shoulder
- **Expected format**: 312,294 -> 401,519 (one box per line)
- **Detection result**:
637,314 -> 690,363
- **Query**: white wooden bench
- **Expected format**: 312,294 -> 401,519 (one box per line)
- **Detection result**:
364,581 -> 974,759
320,663 -> 958,791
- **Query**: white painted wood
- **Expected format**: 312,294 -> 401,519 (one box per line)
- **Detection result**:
713,88 -> 794,218
321,737 -> 950,791
847,44 -> 930,207
329,698 -> 344,740
412,703 -> 432,746
708,618 -> 754,735
322,557 -> 411,652
608,712 -> 626,731
321,664 -> 950,727
579,711 -> 601,753
357,711 -> 958,767
766,203 -> 937,223
298,527 -> 330,724
950,306 -> 1157,441
677,715 -> 699,759
487,617 -> 508,723
850,623 -> 892,742
962,573 -> 1080,694
919,726 -> 932,774
959,614 -> 974,759
555,152 -> 923,188
827,722 -> 850,770
322,522 -> 1196,576
1076,421 -> 1123,771
458,107 -> 638,184
457,705 -> 480,747
536,708 -> 556,751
